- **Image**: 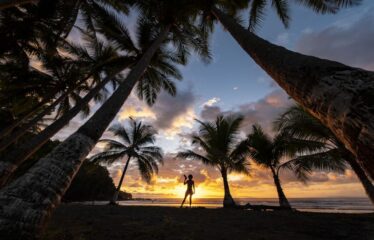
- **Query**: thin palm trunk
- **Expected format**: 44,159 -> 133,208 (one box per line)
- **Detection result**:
271,167 -> 291,208
212,7 -> 374,178
0,74 -> 92,141
0,74 -> 114,188
221,168 -> 236,208
110,156 -> 131,204
0,88 -> 61,139
346,156 -> 374,205
0,26 -> 171,239
0,0 -> 38,10
0,92 -> 68,152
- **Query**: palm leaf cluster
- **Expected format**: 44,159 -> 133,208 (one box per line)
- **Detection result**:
91,119 -> 163,183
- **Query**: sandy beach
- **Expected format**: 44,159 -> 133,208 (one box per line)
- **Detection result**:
43,205 -> 374,240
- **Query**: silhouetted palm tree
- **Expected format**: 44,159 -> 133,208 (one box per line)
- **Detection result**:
194,0 -> 374,178
0,15 -> 185,187
90,119 -> 163,204
0,2 -> 210,237
246,124 -> 325,208
275,105 -> 374,205
178,115 -> 250,208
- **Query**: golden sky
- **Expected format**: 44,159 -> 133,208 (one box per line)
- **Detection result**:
107,154 -> 367,199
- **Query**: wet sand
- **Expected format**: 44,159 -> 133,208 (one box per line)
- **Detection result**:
43,204 -> 374,240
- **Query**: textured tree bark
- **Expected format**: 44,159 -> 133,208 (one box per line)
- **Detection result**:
346,156 -> 374,205
0,75 -> 114,188
0,26 -> 171,239
0,0 -> 38,10
212,7 -> 374,179
271,168 -> 291,208
110,156 -> 131,204
221,168 -> 236,208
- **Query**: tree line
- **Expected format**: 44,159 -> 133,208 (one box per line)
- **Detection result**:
0,0 -> 372,239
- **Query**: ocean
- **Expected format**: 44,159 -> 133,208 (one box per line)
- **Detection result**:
104,198 -> 374,213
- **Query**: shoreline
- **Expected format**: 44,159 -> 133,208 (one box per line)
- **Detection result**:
44,205 -> 374,240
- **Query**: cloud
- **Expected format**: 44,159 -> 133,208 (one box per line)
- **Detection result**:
118,89 -> 197,138
202,97 -> 221,107
199,89 -> 293,135
296,9 -> 374,70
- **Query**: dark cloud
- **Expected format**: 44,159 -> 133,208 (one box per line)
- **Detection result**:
296,9 -> 374,70
150,89 -> 195,130
199,89 -> 293,135
200,105 -> 222,122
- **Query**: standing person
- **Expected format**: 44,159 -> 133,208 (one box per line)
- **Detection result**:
180,174 -> 195,208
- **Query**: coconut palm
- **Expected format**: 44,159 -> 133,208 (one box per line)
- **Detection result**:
0,13 -> 187,187
193,0 -> 374,178
246,124 -> 327,208
0,2 -> 210,237
178,115 -> 250,208
275,105 -> 374,205
90,119 -> 163,204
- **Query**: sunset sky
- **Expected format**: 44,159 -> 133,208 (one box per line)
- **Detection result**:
56,0 -> 374,199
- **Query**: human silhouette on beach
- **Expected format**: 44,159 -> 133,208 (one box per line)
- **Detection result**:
180,174 -> 195,208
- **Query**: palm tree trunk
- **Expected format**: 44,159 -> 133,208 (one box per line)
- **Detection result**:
110,156 -> 131,205
0,74 -> 115,188
221,168 -> 236,208
211,7 -> 374,179
0,0 -> 38,10
0,25 -> 171,239
271,167 -> 291,208
0,88 -> 60,140
0,92 -> 68,152
346,156 -> 374,205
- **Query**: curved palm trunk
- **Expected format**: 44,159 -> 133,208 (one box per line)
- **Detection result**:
0,92 -> 68,152
221,168 -> 236,208
271,167 -> 291,208
212,7 -> 374,179
0,0 -> 38,10
0,74 -> 115,188
346,156 -> 374,205
0,88 -> 61,140
0,74 -> 92,141
110,156 -> 131,205
0,26 -> 171,239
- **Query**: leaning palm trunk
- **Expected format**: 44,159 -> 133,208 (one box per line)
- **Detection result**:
0,0 -> 38,10
271,168 -> 291,208
221,169 -> 236,208
0,88 -> 62,140
212,7 -> 374,179
0,92 -> 68,152
0,73 -> 118,188
346,156 -> 374,205
110,156 -> 131,205
0,26 -> 171,239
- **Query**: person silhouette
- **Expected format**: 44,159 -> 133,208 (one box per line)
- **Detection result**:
180,174 -> 195,208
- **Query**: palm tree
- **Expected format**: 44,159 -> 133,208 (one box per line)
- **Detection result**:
194,0 -> 374,178
246,124 -> 325,208
178,116 -> 250,208
90,119 -> 163,204
0,2 -> 210,238
275,105 -> 374,205
0,13 -> 186,187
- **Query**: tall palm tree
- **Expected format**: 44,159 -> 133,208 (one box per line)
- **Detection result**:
275,105 -> 374,205
0,2 -> 210,238
194,0 -> 374,178
0,14 -> 186,187
178,116 -> 250,208
90,119 -> 163,204
246,124 -> 325,208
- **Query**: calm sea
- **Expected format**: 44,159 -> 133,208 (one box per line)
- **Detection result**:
96,198 -> 374,213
